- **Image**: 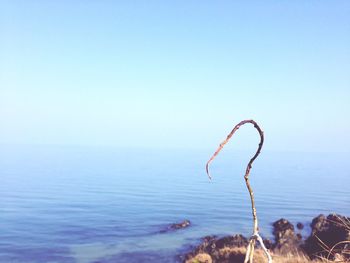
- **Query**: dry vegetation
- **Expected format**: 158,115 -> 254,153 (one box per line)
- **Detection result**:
185,247 -> 343,263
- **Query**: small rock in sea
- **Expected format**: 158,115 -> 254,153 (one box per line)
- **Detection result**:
171,219 -> 191,230
296,222 -> 304,230
159,220 -> 191,233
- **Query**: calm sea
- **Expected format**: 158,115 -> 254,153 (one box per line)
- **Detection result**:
0,145 -> 349,262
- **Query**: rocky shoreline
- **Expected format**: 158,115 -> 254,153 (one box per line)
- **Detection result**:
181,213 -> 350,263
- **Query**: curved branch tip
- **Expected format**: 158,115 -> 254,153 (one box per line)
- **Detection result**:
205,162 -> 212,180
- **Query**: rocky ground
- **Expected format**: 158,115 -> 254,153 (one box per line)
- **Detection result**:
181,213 -> 350,263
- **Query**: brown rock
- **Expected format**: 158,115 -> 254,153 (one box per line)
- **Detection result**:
297,222 -> 304,230
303,213 -> 350,260
272,218 -> 300,254
183,234 -> 248,263
171,220 -> 191,230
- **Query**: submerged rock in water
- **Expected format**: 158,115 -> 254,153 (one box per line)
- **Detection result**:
171,220 -> 191,230
160,220 -> 191,233
303,213 -> 350,260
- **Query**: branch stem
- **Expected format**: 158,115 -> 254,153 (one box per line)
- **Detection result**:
206,119 -> 272,263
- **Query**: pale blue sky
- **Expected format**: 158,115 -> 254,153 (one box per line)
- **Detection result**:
1,1 -> 349,152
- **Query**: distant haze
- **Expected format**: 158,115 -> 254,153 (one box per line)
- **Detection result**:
1,1 -> 349,152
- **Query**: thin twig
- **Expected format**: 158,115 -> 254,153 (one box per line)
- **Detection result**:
206,119 -> 272,263
315,235 -> 331,251
327,241 -> 350,260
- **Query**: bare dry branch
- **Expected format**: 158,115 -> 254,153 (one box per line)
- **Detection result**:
206,119 -> 272,263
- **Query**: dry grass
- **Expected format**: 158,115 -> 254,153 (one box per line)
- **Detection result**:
186,253 -> 212,263
185,247 -> 337,263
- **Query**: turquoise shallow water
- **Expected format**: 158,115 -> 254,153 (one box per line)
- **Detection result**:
0,145 -> 349,262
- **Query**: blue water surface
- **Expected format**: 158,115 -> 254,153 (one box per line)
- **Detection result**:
0,145 -> 349,262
